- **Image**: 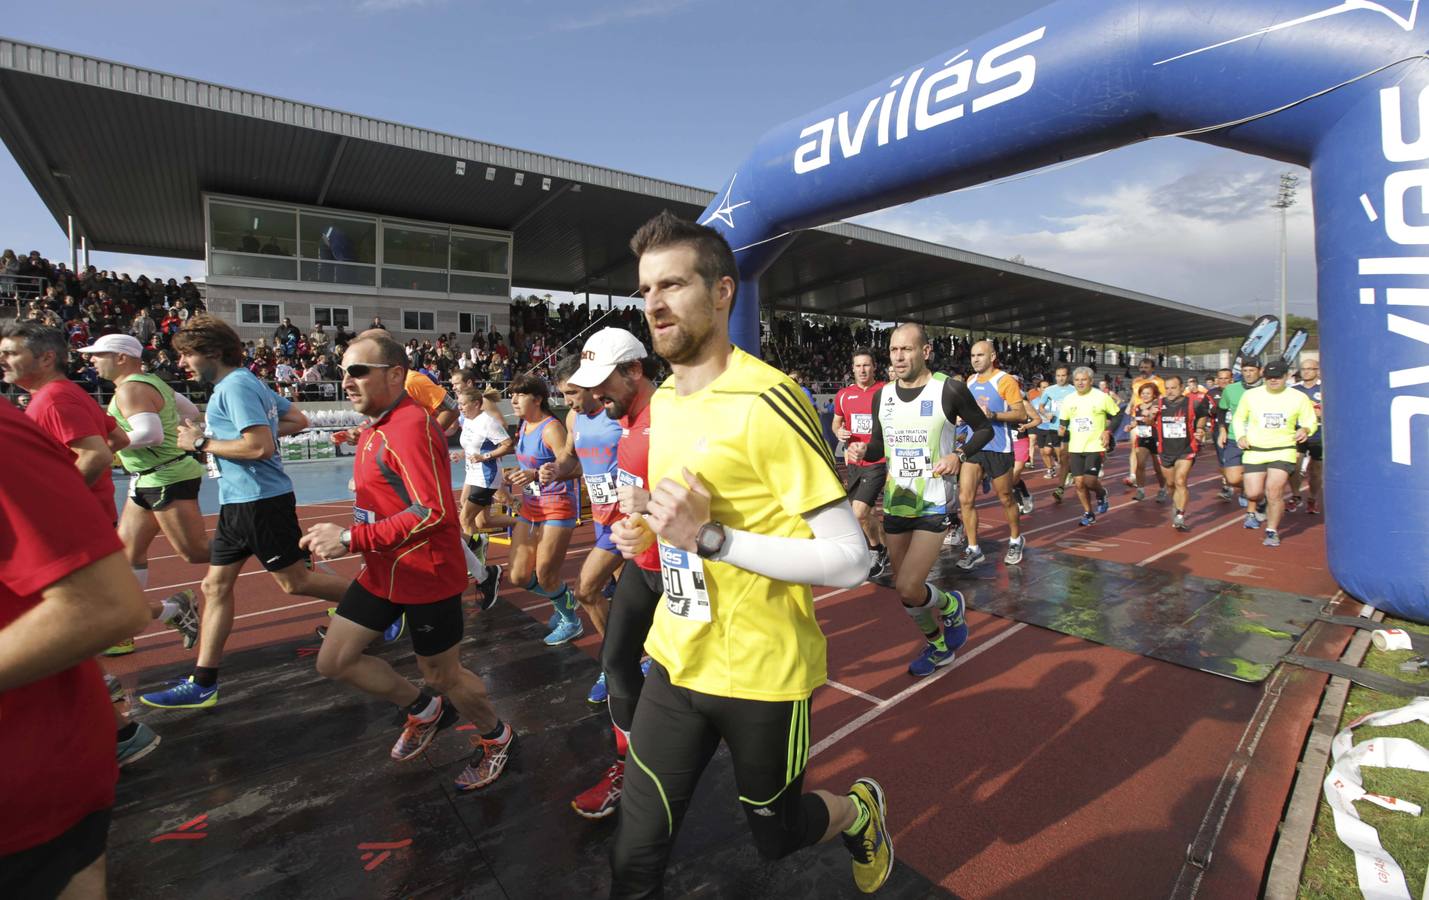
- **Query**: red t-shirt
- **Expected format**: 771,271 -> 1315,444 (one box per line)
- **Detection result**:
834,381 -> 886,465
349,395 -> 468,602
0,402 -> 122,855
616,389 -> 659,573
25,377 -> 118,524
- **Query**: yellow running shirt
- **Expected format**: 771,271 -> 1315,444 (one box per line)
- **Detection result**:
1232,385 -> 1318,464
643,347 -> 846,702
1058,388 -> 1122,454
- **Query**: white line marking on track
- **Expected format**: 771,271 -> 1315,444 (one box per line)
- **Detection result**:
809,622 -> 1028,760
825,680 -> 883,705
142,554 -> 361,593
135,597 -> 331,642
1136,513 -> 1247,565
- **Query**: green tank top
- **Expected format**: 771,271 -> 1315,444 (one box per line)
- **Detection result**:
879,373 -> 958,519
108,373 -> 206,488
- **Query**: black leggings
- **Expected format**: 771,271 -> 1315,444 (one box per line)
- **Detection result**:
600,563 -> 663,733
610,662 -> 830,898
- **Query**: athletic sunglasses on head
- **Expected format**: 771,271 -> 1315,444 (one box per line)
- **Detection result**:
340,363 -> 396,377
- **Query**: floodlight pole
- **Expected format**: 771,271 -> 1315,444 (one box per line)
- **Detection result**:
1272,172 -> 1299,352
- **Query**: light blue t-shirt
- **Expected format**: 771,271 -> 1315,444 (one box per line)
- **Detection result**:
1038,383 -> 1077,430
206,368 -> 294,504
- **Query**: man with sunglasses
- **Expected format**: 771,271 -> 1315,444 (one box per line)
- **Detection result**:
301,334 -> 515,790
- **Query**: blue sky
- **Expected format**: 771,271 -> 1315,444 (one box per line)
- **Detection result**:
0,0 -> 1316,318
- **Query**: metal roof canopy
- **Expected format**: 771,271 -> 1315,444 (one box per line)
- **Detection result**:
0,37 -> 1249,347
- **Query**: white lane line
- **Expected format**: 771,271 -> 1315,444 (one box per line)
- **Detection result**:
809,622 -> 1028,760
1018,473 -> 1223,538
135,597 -> 331,642
1136,513 -> 1248,565
825,680 -> 883,705
142,554 -> 361,593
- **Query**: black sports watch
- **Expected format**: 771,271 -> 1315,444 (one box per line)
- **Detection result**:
695,521 -> 728,560
193,435 -> 209,453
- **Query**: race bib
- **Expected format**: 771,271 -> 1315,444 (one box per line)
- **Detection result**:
893,446 -> 932,479
524,478 -> 542,498
1072,416 -> 1094,433
617,468 -> 645,488
851,413 -> 874,435
203,430 -> 221,479
353,506 -> 375,525
1135,424 -> 1153,438
584,472 -> 617,506
659,542 -> 711,622
1262,412 -> 1287,430
1163,419 -> 1188,439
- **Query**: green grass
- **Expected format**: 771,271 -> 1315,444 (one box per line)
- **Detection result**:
1298,616 -> 1429,900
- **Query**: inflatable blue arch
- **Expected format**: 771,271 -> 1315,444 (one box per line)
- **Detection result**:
697,1 -> 1429,621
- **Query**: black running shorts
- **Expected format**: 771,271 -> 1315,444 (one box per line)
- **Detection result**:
843,462 -> 886,507
335,579 -> 464,657
1243,460 -> 1296,474
130,476 -> 202,512
964,449 -> 1014,481
465,486 -> 498,507
1157,450 -> 1196,469
1038,429 -> 1062,448
1068,452 -> 1105,477
883,513 -> 951,535
0,807 -> 110,900
210,492 -> 307,571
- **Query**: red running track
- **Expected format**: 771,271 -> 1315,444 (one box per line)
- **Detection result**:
105,448 -> 1350,898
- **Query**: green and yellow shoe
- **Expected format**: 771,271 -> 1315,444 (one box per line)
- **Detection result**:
842,777 -> 893,893
102,638 -> 136,656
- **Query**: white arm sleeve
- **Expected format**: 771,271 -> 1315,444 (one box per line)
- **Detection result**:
125,412 -> 165,449
173,392 -> 202,422
714,500 -> 870,589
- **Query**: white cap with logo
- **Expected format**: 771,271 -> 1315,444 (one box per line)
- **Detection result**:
569,328 -> 647,389
77,334 -> 145,358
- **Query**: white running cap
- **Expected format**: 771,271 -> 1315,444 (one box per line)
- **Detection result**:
77,334 -> 144,358
568,328 -> 647,389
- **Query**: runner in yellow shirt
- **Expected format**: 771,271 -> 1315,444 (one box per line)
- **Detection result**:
607,211 -> 891,895
1231,359 -> 1318,547
1057,367 -> 1122,526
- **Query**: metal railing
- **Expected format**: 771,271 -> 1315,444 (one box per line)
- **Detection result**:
1,275 -> 51,316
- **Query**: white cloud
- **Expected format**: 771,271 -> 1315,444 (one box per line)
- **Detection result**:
853,158 -> 1318,319
555,0 -> 699,32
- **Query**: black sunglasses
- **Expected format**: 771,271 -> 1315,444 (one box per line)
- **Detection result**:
340,363 -> 395,378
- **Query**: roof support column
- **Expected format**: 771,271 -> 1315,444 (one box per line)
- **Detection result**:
81,235 -> 89,270
68,215 -> 78,273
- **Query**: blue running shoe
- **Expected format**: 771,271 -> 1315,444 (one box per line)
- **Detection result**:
140,677 -> 217,710
1079,512 -> 1096,527
937,589 -> 966,632
547,610 -> 561,631
640,657 -> 653,678
544,617 -> 584,647
1238,494 -> 1249,508
1263,530 -> 1281,548
384,613 -> 406,643
587,671 -> 608,705
943,618 -> 969,653
1243,512 -> 1261,530
980,477 -> 991,495
117,721 -> 161,767
907,643 -> 956,677
1095,495 -> 1110,515
602,577 -> 618,600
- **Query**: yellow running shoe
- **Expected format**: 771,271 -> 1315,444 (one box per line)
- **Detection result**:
842,777 -> 893,893
103,638 -> 136,656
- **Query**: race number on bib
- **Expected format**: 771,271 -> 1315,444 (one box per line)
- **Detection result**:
851,413 -> 874,435
584,472 -> 617,506
203,431 -> 221,479
893,447 -> 932,479
1072,416 -> 1094,433
1162,419 -> 1188,439
659,541 -> 711,622
1262,412 -> 1287,430
617,468 -> 644,488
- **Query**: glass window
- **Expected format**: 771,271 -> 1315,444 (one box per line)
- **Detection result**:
211,252 -> 298,281
403,310 -> 435,331
313,306 -> 351,329
210,202 -> 296,256
450,273 -> 509,297
458,312 -> 489,334
300,213 -> 377,264
451,234 -> 509,275
383,225 -> 448,270
382,268 -> 447,293
300,260 -> 376,287
239,301 -> 283,325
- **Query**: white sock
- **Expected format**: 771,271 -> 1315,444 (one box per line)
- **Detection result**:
461,540 -> 480,578
967,544 -> 981,555
132,566 -> 150,589
414,696 -> 441,721
159,597 -> 183,622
